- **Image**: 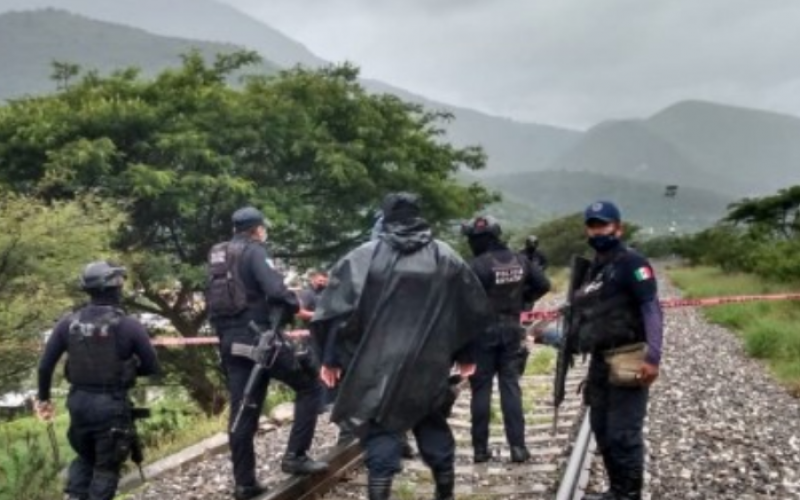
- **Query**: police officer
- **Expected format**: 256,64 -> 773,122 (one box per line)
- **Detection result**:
578,201 -> 662,500
207,207 -> 328,500
462,216 -> 551,463
36,261 -> 160,500
521,235 -> 548,271
296,270 -> 328,324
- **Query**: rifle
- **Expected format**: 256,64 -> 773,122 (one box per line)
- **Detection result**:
552,255 -> 592,435
130,407 -> 150,482
111,406 -> 151,482
230,309 -> 286,435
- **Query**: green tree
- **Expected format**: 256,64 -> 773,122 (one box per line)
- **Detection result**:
725,185 -> 800,239
50,61 -> 81,91
0,193 -> 124,394
0,51 -> 496,413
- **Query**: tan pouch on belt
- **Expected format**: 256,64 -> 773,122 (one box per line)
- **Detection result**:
604,342 -> 647,387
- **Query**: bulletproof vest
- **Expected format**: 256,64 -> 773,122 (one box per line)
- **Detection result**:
66,307 -> 128,388
206,240 -> 248,318
485,252 -> 526,318
572,260 -> 645,353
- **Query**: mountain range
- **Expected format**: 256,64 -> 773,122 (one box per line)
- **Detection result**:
2,1 -> 800,231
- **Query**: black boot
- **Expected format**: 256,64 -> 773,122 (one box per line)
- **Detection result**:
368,476 -> 393,500
473,446 -> 491,463
281,452 -> 329,475
509,446 -> 530,463
584,455 -> 622,500
617,468 -> 643,500
233,481 -> 268,500
433,468 -> 455,500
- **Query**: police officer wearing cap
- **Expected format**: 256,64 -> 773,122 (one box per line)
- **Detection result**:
207,206 -> 327,500
461,215 -> 551,463
36,261 -> 160,500
578,201 -> 663,500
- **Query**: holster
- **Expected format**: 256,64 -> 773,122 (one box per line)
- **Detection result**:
438,375 -> 465,418
603,342 -> 647,387
109,426 -> 135,464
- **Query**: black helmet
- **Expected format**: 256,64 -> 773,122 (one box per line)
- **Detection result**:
80,261 -> 127,291
525,235 -> 539,249
461,215 -> 501,238
232,206 -> 268,232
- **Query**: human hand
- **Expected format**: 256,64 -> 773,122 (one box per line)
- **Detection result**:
637,362 -> 659,386
285,329 -> 311,339
320,365 -> 342,388
35,400 -> 55,422
457,363 -> 477,379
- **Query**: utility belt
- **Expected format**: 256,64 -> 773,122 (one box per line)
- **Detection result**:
70,384 -> 129,396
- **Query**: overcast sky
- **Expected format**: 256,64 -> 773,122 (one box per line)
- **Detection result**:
222,0 -> 800,130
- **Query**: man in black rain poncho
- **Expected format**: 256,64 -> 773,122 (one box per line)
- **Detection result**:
313,193 -> 492,500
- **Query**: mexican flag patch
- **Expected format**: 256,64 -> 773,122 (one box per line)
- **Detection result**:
634,266 -> 654,281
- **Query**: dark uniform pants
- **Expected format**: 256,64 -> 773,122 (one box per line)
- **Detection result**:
586,357 -> 648,497
65,390 -> 131,500
470,324 -> 527,450
220,327 -> 323,487
362,411 -> 455,479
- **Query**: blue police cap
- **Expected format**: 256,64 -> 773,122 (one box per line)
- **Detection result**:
584,200 -> 622,223
232,206 -> 266,231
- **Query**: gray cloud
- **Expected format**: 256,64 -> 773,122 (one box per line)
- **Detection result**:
223,0 -> 800,129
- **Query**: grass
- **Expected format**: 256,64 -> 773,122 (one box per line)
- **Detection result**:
668,266 -> 800,396
525,346 -> 556,376
0,391 -> 232,500
0,402 -> 71,500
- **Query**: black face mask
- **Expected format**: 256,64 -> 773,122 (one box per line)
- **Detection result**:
88,287 -> 123,304
588,234 -> 621,253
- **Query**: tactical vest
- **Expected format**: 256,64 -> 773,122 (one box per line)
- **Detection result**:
572,262 -> 645,353
486,253 -> 526,318
66,307 -> 128,388
206,240 -> 248,318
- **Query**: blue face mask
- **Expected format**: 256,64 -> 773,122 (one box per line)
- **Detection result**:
588,234 -> 621,253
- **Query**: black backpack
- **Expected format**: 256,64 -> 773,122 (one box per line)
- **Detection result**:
206,241 -> 248,318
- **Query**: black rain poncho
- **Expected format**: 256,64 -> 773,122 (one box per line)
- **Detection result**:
312,218 -> 491,433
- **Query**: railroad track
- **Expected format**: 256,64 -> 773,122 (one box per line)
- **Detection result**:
252,357 -> 593,500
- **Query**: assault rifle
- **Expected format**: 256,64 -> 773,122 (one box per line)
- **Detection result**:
552,255 -> 592,434
230,309 -> 287,435
111,406 -> 150,482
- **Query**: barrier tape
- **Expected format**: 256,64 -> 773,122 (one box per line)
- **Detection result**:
5,293 -> 800,352
157,293 -> 800,346
150,329 -> 311,347
519,292 -> 800,323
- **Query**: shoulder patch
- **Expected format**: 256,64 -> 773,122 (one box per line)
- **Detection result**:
633,266 -> 654,281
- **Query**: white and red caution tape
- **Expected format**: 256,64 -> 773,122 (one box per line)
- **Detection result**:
519,292 -> 800,323
151,329 -> 311,347
6,294 -> 800,352
153,293 -> 800,347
